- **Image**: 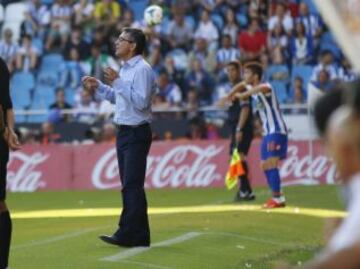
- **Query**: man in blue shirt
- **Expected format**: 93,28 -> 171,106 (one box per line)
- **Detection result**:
82,28 -> 156,247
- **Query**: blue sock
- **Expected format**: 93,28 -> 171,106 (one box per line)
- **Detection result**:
264,168 -> 281,196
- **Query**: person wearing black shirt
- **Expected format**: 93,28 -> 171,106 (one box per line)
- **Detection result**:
226,61 -> 255,201
0,56 -> 21,269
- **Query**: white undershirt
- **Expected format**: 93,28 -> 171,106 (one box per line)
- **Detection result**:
326,173 -> 360,254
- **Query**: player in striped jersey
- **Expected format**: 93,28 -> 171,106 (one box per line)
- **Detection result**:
228,62 -> 288,208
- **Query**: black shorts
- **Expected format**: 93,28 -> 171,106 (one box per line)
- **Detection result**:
0,138 -> 9,201
229,126 -> 253,156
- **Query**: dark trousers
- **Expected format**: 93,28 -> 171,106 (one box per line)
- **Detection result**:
115,123 -> 152,244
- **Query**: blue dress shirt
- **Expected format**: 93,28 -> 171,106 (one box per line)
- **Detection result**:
96,55 -> 156,125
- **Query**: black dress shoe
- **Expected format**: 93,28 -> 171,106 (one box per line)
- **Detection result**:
99,234 -> 150,248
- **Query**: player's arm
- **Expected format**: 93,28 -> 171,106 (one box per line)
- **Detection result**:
227,81 -> 247,99
237,99 -> 250,132
234,84 -> 271,100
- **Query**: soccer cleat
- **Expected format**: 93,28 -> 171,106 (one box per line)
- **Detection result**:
262,197 -> 286,209
234,191 -> 256,202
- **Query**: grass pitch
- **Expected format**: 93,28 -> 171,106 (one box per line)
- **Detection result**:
8,185 -> 344,269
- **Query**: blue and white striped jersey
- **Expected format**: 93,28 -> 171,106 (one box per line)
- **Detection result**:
250,82 -> 287,135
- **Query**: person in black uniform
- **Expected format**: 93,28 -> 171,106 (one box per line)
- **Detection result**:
226,61 -> 255,201
0,56 -> 21,269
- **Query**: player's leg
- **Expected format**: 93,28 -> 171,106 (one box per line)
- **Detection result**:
260,133 -> 288,208
0,140 -> 11,269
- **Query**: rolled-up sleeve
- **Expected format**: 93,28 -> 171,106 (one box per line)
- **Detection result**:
114,66 -> 153,111
96,80 -> 116,104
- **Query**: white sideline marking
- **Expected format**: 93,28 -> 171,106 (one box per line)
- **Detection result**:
12,226 -> 110,250
101,232 -> 202,262
118,260 -> 173,269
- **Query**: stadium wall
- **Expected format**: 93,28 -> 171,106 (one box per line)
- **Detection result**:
6,140 -> 337,193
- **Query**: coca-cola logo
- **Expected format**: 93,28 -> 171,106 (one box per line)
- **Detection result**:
280,145 -> 338,185
7,152 -> 49,192
92,145 -> 225,189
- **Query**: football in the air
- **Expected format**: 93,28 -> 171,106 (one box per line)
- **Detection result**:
144,5 -> 163,26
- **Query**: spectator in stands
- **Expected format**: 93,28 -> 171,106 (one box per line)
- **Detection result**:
223,9 -> 239,46
338,58 -> 358,82
188,116 -> 207,140
186,58 -> 214,105
59,48 -> 85,89
38,122 -> 60,144
147,45 -> 163,75
267,23 -> 288,56
49,88 -> 72,110
185,88 -> 199,120
248,0 -> 268,22
91,26 -> 113,55
101,123 -> 116,143
267,48 -> 289,82
120,9 -> 141,29
188,37 -> 216,73
0,28 -> 18,73
94,0 -> 121,33
290,22 -> 313,65
164,56 -> 186,95
167,10 -> 193,51
73,0 -> 95,35
157,70 -> 182,107
74,90 -> 98,124
238,18 -> 266,61
45,0 -> 72,51
98,99 -> 114,122
311,50 -> 338,81
293,77 -> 305,103
22,0 -> 50,39
296,2 -> 323,45
312,69 -> 334,92
216,34 -> 240,80
16,34 -> 39,72
63,26 -> 90,61
268,2 -> 293,35
83,44 -> 118,82
194,10 -> 219,51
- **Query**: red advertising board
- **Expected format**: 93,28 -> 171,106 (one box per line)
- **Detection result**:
6,139 -> 338,192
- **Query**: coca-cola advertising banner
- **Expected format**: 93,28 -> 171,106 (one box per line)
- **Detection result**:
6,139 -> 338,192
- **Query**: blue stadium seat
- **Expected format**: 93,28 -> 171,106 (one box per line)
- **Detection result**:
211,14 -> 224,30
10,72 -> 34,108
34,86 -> 56,106
40,53 -> 64,72
160,15 -> 170,35
185,15 -> 196,30
127,0 -> 148,22
64,87 -> 75,106
301,0 -> 319,15
236,12 -> 248,28
37,70 -> 59,89
320,42 -> 342,60
265,64 -> 290,83
32,37 -> 44,55
291,65 -> 313,86
270,81 -> 289,104
27,98 -> 50,123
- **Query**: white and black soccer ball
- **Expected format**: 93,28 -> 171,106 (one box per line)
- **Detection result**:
144,5 -> 163,26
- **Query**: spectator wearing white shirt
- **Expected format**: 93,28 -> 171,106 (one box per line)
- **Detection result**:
73,0 -> 94,32
194,10 -> 219,51
45,0 -> 73,51
22,0 -> 50,39
338,58 -> 358,82
157,70 -> 182,107
167,11 -> 193,51
15,34 -> 39,72
0,29 -> 18,73
311,50 -> 338,82
268,2 -> 293,35
74,90 -> 98,124
268,23 -> 288,55
223,9 -> 239,46
216,34 -> 240,80
296,2 -> 322,42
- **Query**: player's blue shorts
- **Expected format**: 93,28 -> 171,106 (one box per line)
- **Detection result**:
261,133 -> 288,161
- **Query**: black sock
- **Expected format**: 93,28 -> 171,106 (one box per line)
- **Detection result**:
239,161 -> 252,193
0,211 -> 12,268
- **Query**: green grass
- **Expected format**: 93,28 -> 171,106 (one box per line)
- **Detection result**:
7,185 -> 344,269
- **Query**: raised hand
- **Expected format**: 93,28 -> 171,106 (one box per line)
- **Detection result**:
104,67 -> 119,84
82,76 -> 99,94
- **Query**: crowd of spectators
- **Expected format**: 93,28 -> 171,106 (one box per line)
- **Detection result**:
0,0 -> 358,143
